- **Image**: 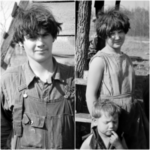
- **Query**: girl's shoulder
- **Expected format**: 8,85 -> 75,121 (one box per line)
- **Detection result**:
93,50 -> 132,61
90,50 -> 106,63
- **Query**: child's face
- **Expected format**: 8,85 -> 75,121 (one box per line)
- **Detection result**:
97,111 -> 119,137
23,29 -> 54,63
105,29 -> 125,51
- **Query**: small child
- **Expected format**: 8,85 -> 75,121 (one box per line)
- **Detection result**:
80,100 -> 127,149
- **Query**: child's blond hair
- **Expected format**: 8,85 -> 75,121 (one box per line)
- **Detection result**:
92,99 -> 121,118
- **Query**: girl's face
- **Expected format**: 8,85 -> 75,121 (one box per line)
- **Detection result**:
23,29 -> 54,63
97,111 -> 119,137
105,29 -> 125,51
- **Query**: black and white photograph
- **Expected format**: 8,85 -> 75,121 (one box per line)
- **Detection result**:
0,0 -> 149,149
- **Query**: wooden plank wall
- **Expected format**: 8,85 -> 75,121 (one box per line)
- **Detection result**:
1,1 -> 30,69
1,0 -> 75,71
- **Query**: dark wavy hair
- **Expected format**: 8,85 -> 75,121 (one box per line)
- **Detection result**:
12,5 -> 62,44
96,7 -> 130,40
92,99 -> 121,119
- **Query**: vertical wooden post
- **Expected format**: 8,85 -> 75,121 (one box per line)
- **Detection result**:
75,1 -> 91,148
1,0 -> 30,70
75,0 -> 92,78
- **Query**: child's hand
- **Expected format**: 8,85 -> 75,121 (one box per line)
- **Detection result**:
109,131 -> 124,149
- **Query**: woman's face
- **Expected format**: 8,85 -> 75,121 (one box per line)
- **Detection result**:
105,29 -> 125,51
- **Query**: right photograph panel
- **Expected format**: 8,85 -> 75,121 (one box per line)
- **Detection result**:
75,0 -> 149,149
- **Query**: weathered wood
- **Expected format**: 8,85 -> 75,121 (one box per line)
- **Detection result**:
1,1 -> 75,70
4,47 -> 14,66
75,1 -> 91,78
75,78 -> 87,85
11,2 -> 18,17
75,0 -> 91,112
53,36 -> 74,55
75,1 -> 91,148
75,113 -> 91,123
1,1 -> 30,69
33,0 -> 74,2
34,2 -> 75,35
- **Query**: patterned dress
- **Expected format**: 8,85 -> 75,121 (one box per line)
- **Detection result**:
90,51 -> 149,149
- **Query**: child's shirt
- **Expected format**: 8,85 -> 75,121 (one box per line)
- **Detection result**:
89,127 -> 115,149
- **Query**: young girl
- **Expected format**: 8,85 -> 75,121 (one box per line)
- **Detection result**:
86,8 -> 149,149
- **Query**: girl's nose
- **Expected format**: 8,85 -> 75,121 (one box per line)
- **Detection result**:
114,33 -> 120,40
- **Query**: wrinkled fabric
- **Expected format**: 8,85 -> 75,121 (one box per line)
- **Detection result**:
90,127 -> 114,149
1,58 -> 74,149
90,51 -> 149,149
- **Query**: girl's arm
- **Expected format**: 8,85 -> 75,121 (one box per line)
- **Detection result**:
86,57 -> 104,115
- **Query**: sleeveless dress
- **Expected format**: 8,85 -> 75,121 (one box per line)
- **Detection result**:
90,51 -> 149,149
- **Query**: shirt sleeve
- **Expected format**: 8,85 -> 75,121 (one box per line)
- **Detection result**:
1,89 -> 12,149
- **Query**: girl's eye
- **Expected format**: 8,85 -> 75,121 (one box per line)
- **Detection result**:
42,33 -> 49,37
118,30 -> 124,33
109,33 -> 115,37
25,35 -> 37,40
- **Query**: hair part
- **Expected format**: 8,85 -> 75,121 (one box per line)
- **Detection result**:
96,7 -> 130,39
12,5 -> 62,44
92,99 -> 121,119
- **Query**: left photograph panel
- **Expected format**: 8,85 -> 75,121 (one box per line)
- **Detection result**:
0,0 -> 75,149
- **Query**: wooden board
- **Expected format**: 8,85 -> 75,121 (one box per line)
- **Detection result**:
34,2 -> 75,35
53,36 -> 74,55
1,1 -> 30,69
1,1 -> 75,69
75,78 -> 87,85
75,113 -> 91,123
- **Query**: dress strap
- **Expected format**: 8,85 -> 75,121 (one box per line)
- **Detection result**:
13,66 -> 27,137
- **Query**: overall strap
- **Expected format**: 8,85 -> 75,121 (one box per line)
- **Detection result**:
91,127 -> 107,149
13,65 -> 27,137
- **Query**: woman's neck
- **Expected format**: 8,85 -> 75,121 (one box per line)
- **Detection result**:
28,57 -> 54,82
104,44 -> 121,54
